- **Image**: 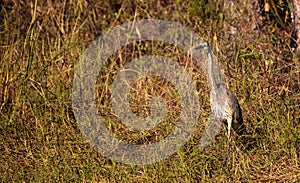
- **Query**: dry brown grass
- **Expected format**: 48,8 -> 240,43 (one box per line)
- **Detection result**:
1,0 -> 299,182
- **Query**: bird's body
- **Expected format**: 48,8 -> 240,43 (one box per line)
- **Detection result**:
210,83 -> 244,135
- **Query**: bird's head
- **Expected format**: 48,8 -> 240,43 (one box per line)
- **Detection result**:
195,41 -> 209,50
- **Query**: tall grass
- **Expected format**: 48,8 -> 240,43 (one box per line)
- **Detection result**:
1,0 -> 299,182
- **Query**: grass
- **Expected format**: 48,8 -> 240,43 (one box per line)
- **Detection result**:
1,0 -> 299,182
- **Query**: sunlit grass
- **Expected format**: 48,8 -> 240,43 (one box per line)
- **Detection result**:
1,0 -> 299,182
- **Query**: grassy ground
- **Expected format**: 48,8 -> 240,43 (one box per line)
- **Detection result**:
1,0 -> 299,182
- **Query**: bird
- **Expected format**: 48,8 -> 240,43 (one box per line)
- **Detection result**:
195,41 -> 245,164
